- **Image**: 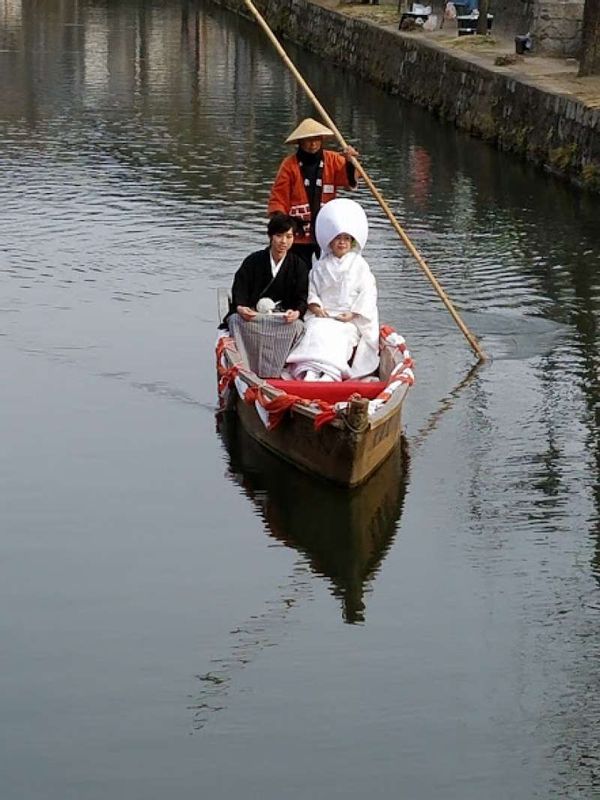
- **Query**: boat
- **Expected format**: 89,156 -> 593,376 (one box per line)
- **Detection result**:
217,412 -> 408,623
216,304 -> 414,487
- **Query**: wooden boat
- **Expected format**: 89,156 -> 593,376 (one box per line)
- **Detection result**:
216,306 -> 414,487
218,412 -> 409,622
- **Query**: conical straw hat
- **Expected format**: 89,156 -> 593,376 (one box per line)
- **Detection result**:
284,117 -> 335,144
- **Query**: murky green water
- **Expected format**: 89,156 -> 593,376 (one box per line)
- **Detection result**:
1,1 -> 600,797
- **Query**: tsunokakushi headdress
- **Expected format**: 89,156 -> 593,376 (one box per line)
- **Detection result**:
315,198 -> 369,254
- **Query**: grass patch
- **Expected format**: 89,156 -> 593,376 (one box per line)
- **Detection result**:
339,1 -> 400,23
581,162 -> 600,189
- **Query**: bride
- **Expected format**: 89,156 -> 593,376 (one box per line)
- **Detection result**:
285,198 -> 379,382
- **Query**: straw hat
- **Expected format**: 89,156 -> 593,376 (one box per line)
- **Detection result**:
284,117 -> 334,144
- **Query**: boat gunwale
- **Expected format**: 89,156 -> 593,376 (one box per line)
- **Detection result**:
220,335 -> 410,431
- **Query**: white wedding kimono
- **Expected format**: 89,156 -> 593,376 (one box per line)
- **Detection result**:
286,249 -> 379,381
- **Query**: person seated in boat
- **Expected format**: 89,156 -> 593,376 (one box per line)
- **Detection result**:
221,212 -> 309,379
268,117 -> 359,267
285,198 -> 379,382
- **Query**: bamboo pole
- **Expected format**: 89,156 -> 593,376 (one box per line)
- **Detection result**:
243,0 -> 488,361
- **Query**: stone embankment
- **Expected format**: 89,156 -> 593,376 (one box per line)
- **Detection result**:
213,0 -> 600,192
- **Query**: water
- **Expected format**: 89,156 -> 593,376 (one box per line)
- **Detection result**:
1,1 -> 600,797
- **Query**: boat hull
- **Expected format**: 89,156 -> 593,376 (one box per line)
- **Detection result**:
217,326 -> 412,487
229,385 -> 404,487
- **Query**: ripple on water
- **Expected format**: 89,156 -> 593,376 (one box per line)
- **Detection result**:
2,3 -> 600,796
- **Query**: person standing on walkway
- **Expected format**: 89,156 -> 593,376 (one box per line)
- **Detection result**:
268,117 -> 359,267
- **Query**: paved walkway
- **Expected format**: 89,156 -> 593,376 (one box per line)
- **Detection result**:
315,0 -> 600,107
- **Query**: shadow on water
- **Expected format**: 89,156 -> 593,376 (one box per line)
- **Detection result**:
410,358 -> 485,450
217,411 -> 409,625
189,414 -> 408,731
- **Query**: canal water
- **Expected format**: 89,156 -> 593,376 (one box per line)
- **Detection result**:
1,1 -> 599,797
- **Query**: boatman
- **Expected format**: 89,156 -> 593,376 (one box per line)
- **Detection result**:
268,117 -> 359,267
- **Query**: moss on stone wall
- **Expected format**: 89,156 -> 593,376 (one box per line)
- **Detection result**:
581,163 -> 600,190
549,143 -> 579,170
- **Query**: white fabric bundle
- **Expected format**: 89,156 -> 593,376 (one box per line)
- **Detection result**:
256,297 -> 277,313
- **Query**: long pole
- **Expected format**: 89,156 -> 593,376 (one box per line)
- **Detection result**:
243,0 -> 487,361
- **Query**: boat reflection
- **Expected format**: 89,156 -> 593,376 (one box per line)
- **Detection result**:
217,412 -> 409,624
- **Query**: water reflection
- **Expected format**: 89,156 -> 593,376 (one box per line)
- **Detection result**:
189,414 -> 408,731
3,0 -> 600,791
217,412 -> 408,624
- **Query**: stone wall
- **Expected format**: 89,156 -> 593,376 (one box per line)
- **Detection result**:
530,0 -> 584,56
214,0 -> 600,191
486,0 -> 534,38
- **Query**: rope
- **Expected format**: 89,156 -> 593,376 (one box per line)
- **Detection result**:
244,386 -> 312,430
245,386 -> 340,431
218,365 -> 239,395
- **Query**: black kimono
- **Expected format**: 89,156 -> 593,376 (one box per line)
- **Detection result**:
221,248 -> 309,378
224,247 -> 309,324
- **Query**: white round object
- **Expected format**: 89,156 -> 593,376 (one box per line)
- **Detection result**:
256,297 -> 276,313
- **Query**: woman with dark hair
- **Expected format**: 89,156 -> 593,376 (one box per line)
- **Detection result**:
221,213 -> 309,378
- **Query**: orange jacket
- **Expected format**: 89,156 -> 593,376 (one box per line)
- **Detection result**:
268,150 -> 355,245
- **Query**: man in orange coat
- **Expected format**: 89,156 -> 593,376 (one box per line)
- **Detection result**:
268,117 -> 358,266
